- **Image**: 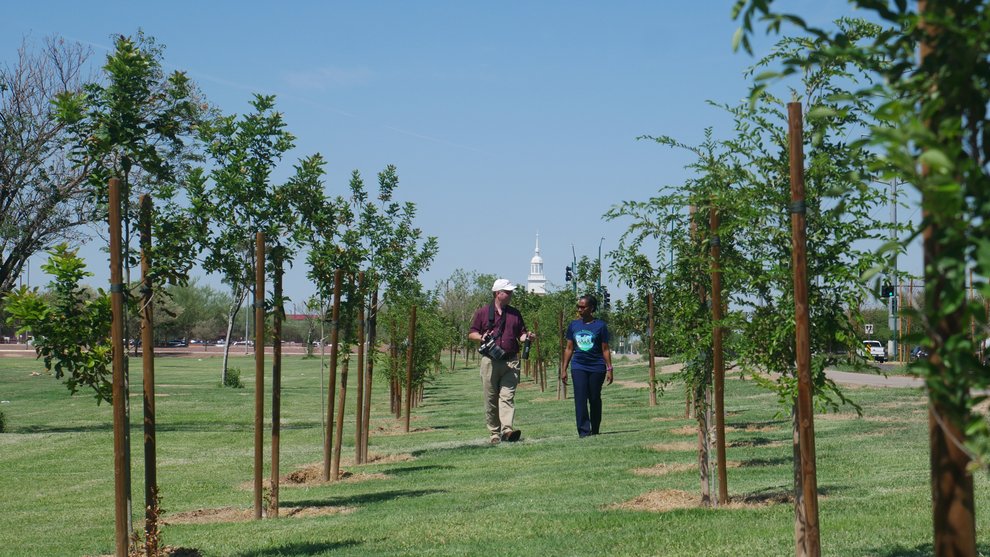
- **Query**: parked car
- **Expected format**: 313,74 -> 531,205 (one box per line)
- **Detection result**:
910,345 -> 929,361
232,340 -> 254,347
166,339 -> 188,348
862,340 -> 886,362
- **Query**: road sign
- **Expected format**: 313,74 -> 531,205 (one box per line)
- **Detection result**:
865,323 -> 874,335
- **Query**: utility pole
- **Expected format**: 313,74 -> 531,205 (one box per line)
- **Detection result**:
888,179 -> 899,359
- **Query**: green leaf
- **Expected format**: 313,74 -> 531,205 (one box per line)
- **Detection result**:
917,149 -> 953,173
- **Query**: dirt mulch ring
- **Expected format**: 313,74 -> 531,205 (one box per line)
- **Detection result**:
372,418 -> 437,436
728,438 -> 785,448
817,413 -> 904,423
630,462 -> 694,476
647,441 -> 697,452
632,460 -> 743,477
165,504 -> 355,525
89,546 -> 203,557
608,488 -> 794,512
652,416 -> 691,423
669,423 -> 782,437
237,454 -> 413,490
851,427 -> 909,440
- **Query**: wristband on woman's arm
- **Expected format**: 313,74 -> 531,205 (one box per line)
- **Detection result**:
606,366 -> 613,371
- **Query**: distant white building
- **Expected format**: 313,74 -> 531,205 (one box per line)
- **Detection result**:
527,233 -> 547,295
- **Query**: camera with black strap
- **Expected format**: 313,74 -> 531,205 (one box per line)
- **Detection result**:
478,303 -> 508,361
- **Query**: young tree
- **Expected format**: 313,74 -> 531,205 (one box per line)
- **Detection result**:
54,32 -> 207,290
4,245 -> 112,402
735,2 -> 990,554
306,164 -> 438,472
197,94 -> 298,384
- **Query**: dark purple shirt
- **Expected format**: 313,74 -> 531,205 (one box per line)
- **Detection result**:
470,303 -> 527,357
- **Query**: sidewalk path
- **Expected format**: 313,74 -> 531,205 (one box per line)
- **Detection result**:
824,368 -> 924,389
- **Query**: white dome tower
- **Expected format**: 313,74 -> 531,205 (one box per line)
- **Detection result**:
527,232 -> 547,295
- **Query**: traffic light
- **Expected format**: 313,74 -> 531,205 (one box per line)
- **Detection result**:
881,282 -> 894,298
565,266 -> 573,282
603,288 -> 611,310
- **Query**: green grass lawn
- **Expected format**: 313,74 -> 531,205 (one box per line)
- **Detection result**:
0,353 -> 986,556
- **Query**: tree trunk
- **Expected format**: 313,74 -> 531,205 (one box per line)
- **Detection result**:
221,288 -> 244,386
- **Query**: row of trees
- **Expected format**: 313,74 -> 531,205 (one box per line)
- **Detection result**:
2,31 -> 445,557
2,32 -> 439,397
588,5 -> 989,557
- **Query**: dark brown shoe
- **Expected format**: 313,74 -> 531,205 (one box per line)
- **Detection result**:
502,429 -> 522,442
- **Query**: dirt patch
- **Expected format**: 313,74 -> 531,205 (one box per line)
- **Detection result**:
817,413 -> 904,423
727,424 -> 780,433
165,505 -> 354,525
876,400 -> 926,409
614,379 -> 650,389
652,416 -> 690,423
238,454 -> 413,489
670,424 -> 779,436
633,460 -> 743,476
283,466 -> 390,486
88,547 -> 202,557
372,419 -> 436,436
648,442 -> 696,452
631,462 -> 695,476
608,488 -> 793,513
608,489 -> 699,512
851,427 -> 909,440
728,439 -> 785,449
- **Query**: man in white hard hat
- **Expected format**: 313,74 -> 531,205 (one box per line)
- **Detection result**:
468,278 -> 535,444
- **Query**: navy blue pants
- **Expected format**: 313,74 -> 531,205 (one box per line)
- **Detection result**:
571,369 -> 607,437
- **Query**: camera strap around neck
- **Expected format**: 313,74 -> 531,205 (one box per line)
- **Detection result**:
487,303 -> 507,340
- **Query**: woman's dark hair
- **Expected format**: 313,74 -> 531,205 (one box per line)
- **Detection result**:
580,294 -> 598,312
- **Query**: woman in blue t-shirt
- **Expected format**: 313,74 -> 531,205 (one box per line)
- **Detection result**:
560,294 -> 614,437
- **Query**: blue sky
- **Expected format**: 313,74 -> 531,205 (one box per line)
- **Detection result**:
4,1 -> 917,303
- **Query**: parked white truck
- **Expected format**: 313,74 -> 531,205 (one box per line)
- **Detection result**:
862,340 -> 886,362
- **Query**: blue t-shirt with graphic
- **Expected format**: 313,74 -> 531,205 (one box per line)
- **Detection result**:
566,318 -> 609,372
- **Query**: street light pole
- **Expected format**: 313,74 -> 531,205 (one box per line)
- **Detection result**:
597,236 -> 605,294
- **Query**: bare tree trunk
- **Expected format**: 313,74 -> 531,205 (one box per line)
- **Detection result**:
792,404 -> 809,557
331,356 -> 349,481
354,273 -> 365,465
361,288 -> 378,463
269,255 -> 283,516
322,270 -> 342,482
697,371 -> 712,508
139,195 -> 158,555
221,288 -> 244,386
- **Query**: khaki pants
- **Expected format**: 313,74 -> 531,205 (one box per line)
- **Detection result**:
480,356 -> 520,436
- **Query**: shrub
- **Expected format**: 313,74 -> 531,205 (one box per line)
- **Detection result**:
222,367 -> 244,389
